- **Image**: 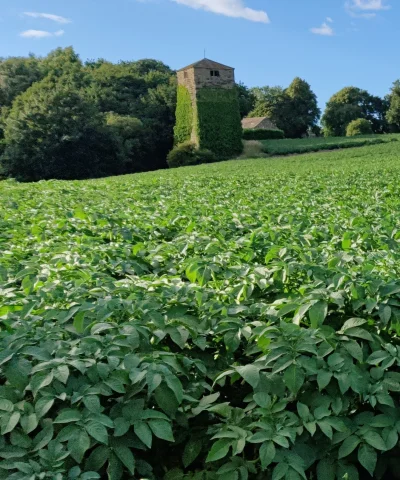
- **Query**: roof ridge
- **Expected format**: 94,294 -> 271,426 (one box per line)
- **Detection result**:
178,58 -> 234,72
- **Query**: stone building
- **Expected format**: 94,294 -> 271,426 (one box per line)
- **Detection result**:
174,59 -> 243,157
241,117 -> 278,131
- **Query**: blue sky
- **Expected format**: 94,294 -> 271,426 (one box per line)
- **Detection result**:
0,0 -> 397,108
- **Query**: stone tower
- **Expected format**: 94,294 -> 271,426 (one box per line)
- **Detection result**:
174,59 -> 243,158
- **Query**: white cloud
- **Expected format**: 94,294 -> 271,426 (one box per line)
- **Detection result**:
326,17 -> 333,23
345,0 -> 390,18
20,29 -> 65,39
350,0 -> 389,10
23,12 -> 71,24
171,0 -> 269,23
310,22 -> 334,36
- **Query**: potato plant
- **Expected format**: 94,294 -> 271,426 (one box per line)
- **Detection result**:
1,142 -> 400,479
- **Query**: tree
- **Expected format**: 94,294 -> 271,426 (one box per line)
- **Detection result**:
386,81 -> 400,130
236,82 -> 256,119
0,55 -> 44,108
285,77 -> 320,138
1,76 -> 122,181
106,113 -> 145,172
249,79 -> 320,138
322,87 -> 388,137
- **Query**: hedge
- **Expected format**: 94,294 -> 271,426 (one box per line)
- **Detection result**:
243,129 -> 285,140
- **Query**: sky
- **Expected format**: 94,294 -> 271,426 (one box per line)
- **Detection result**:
0,0 -> 398,109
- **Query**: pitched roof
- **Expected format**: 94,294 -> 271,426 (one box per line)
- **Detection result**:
177,58 -> 234,72
241,117 -> 278,130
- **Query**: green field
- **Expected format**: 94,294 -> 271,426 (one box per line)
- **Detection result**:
261,133 -> 400,156
2,141 -> 400,479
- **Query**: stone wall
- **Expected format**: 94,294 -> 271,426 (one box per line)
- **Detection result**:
194,67 -> 235,90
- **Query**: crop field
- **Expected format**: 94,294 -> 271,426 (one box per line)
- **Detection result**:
261,133 -> 400,156
2,141 -> 400,479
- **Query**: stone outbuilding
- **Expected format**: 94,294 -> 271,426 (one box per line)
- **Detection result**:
241,117 -> 278,130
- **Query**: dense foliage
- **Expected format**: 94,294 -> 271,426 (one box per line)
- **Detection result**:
1,77 -> 122,181
346,119 -> 373,137
261,135 -> 397,156
386,81 -> 400,131
243,129 -> 284,140
174,86 -> 193,145
322,87 -> 389,137
2,141 -> 400,478
236,83 -> 256,119
196,88 -> 243,158
167,141 -> 216,167
249,79 -> 320,138
0,49 -> 177,180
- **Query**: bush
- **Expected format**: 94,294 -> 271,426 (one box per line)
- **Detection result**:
243,128 -> 284,140
167,142 -> 217,168
346,118 -> 373,137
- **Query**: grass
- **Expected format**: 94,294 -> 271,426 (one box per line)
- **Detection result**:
261,133 -> 400,156
3,140 -> 400,478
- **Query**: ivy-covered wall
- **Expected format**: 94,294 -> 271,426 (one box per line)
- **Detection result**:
196,88 -> 243,158
173,86 -> 193,145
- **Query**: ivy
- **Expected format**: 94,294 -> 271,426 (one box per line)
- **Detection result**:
174,85 -> 193,145
196,88 -> 243,158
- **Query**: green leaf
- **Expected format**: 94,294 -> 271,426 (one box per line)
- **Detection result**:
84,445 -> 109,471
20,414 -> 38,434
317,371 -> 333,391
0,400 -> 13,412
343,340 -> 364,362
35,397 -> 54,419
317,459 -> 335,480
297,402 -> 310,420
358,444 -> 377,476
363,431 -> 387,451
148,420 -> 174,442
154,384 -> 179,416
1,412 -> 20,435
54,409 -> 82,424
284,365 -> 305,395
30,372 -> 54,396
206,439 -> 231,463
32,420 -> 53,451
83,396 -> 102,414
69,429 -> 91,464
182,437 -> 202,468
73,311 -> 86,333
338,435 -> 361,458
341,318 -> 367,331
114,446 -> 135,475
86,421 -> 109,445
272,463 -> 289,480
259,441 -> 276,470
309,301 -> 328,328
367,351 -> 390,365
134,421 -> 152,448
107,453 -> 123,480
236,365 -> 260,388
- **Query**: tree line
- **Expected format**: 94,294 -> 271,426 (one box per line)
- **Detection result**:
0,48 -> 177,181
1,47 -> 400,181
